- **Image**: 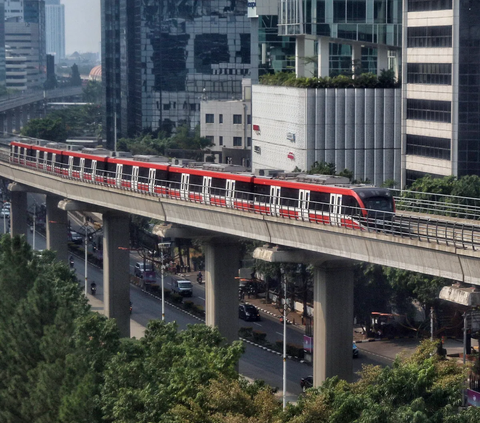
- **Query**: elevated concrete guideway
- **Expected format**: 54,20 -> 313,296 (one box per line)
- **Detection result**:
2,160 -> 480,388
1,162 -> 480,284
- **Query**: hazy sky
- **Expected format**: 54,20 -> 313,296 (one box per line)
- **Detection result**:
63,0 -> 101,55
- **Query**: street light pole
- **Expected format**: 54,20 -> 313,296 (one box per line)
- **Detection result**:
84,218 -> 88,296
158,242 -> 171,321
281,267 -> 287,410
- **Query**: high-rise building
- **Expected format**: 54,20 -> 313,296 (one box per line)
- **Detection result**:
5,0 -> 46,89
0,1 -> 6,87
402,0 -> 480,185
102,0 -> 251,149
45,0 -> 65,60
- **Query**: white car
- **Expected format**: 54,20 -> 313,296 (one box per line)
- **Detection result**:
1,208 -> 10,218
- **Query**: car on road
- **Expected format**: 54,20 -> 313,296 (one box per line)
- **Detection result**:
134,262 -> 155,278
238,304 -> 261,321
69,231 -> 83,244
170,276 -> 193,296
1,207 -> 10,218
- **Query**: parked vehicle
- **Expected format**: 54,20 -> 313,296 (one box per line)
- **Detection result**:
134,262 -> 155,278
238,304 -> 261,321
69,231 -> 83,244
170,276 -> 193,296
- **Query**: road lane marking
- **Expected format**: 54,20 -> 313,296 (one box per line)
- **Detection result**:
276,332 -> 283,336
198,296 -> 205,301
253,322 -> 262,326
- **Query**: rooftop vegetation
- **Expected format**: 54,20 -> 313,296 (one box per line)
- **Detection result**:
259,69 -> 400,89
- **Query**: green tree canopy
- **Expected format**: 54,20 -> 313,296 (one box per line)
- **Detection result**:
20,117 -> 67,142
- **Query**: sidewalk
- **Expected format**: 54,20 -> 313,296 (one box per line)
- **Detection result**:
244,294 -> 307,331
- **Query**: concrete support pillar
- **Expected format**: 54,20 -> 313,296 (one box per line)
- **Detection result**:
377,45 -> 389,75
204,238 -> 241,344
14,108 -> 21,133
21,106 -> 29,129
45,195 -> 69,262
0,113 -> 4,135
6,110 -> 13,134
352,43 -> 362,78
313,261 -> 354,384
9,191 -> 28,237
317,37 -> 330,77
103,211 -> 130,338
296,37 -> 306,77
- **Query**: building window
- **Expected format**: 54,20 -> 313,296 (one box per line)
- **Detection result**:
190,103 -> 197,111
206,136 -> 214,144
407,26 -> 452,48
205,114 -> 214,123
247,114 -> 252,124
233,114 -> 242,124
219,136 -> 223,146
407,63 -> 452,85
233,137 -> 242,146
247,137 -> 252,147
219,114 -> 223,124
406,134 -> 451,160
406,99 -> 451,123
408,0 -> 452,12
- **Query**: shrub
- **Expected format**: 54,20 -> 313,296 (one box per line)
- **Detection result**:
183,300 -> 194,310
239,327 -> 253,338
252,330 -> 267,343
170,293 -> 183,304
192,304 -> 205,317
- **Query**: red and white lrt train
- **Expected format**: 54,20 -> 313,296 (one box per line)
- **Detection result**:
10,139 -> 395,228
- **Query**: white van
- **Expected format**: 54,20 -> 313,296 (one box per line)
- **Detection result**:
170,276 -> 193,297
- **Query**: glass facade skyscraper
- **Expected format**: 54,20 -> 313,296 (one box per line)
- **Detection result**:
102,0 -> 251,147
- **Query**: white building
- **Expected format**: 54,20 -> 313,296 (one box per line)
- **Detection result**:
45,0 -> 65,60
200,80 -> 252,167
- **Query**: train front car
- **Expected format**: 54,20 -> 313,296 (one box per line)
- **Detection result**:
351,187 -> 395,229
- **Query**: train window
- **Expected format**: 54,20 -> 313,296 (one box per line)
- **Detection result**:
342,195 -> 360,216
280,187 -> 298,208
121,164 -> 133,181
189,174 -> 203,193
211,177 -> 226,196
363,196 -> 394,212
84,158 -> 92,171
309,191 -> 330,212
106,163 -> 116,177
254,184 -> 270,203
72,156 -> 81,169
234,181 -> 252,200
138,167 -> 150,180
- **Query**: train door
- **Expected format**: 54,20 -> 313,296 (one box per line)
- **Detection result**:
91,160 -> 97,181
202,176 -> 212,204
51,153 -> 56,173
270,186 -> 281,216
132,166 -> 139,190
68,156 -> 74,177
329,194 -> 342,225
35,150 -> 40,168
116,164 -> 123,188
180,173 -> 190,200
80,158 -> 85,180
226,179 -> 235,208
299,190 -> 310,221
148,168 -> 156,193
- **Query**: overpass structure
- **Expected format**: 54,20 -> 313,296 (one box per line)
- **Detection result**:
1,155 -> 480,387
0,87 -> 83,134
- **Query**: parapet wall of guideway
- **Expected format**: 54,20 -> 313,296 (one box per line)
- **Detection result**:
2,162 -> 480,286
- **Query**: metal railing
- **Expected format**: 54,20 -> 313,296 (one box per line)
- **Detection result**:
3,153 -> 480,252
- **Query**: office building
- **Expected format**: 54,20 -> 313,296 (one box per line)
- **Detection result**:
45,0 -> 65,60
5,0 -> 46,89
102,0 -> 251,149
0,1 -> 5,87
402,0 -> 480,185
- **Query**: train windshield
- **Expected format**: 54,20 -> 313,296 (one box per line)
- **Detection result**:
363,196 -> 394,212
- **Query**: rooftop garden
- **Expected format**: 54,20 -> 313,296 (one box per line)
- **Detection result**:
259,69 -> 400,89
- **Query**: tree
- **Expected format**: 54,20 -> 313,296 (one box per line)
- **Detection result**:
21,117 -> 67,142
288,340 -> 477,423
101,321 -> 244,422
70,63 -> 82,86
82,80 -> 102,104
